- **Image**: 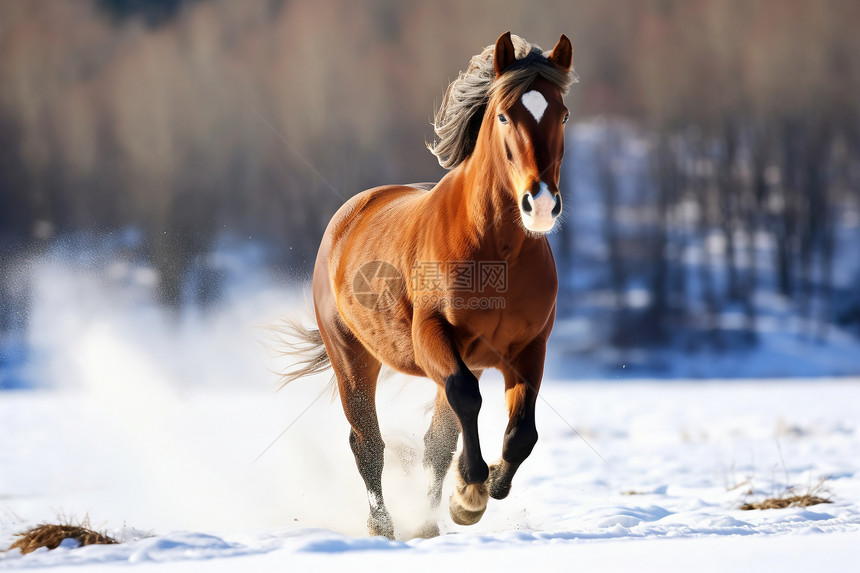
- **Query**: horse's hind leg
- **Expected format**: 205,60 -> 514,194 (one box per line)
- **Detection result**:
319,319 -> 392,538
419,387 -> 460,537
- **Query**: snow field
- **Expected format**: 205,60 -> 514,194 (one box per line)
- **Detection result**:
2,376 -> 858,571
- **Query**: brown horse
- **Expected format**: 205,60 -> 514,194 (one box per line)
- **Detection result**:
280,32 -> 575,538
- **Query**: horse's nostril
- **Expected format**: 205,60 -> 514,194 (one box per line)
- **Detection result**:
551,194 -> 562,217
522,193 -> 534,214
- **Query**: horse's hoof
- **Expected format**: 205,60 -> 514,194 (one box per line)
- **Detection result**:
368,512 -> 395,539
450,496 -> 487,525
449,482 -> 489,526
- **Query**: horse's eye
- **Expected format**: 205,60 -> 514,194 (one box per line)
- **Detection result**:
562,112 -> 570,125
498,114 -> 509,124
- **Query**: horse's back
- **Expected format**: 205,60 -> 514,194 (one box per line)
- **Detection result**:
326,183 -> 432,243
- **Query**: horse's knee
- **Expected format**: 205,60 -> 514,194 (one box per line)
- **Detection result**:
502,421 -> 538,465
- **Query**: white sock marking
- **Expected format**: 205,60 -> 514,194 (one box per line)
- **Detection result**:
368,491 -> 380,511
521,90 -> 548,124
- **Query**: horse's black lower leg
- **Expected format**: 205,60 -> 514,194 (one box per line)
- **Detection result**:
445,362 -> 489,525
412,313 -> 491,526
488,383 -> 538,499
488,403 -> 538,500
445,366 -> 489,484
489,345 -> 545,501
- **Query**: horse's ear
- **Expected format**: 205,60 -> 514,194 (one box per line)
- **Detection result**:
548,34 -> 573,73
494,31 -> 516,77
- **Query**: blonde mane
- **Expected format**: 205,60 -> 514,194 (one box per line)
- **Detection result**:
427,34 -> 578,170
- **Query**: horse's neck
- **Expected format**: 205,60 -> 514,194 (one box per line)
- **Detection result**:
444,156 -> 530,261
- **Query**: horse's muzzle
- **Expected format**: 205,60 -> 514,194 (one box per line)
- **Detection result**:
520,182 -> 561,233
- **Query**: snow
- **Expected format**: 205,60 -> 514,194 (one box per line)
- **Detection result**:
1,238 -> 860,570
2,377 -> 859,571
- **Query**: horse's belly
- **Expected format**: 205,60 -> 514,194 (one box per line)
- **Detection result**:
338,298 -> 423,376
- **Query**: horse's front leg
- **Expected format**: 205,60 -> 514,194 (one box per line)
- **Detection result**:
413,310 -> 489,526
488,338 -> 546,500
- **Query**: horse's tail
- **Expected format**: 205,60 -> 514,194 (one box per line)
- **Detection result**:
268,317 -> 334,390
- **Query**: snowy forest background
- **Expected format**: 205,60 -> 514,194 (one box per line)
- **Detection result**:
3,0 -> 860,388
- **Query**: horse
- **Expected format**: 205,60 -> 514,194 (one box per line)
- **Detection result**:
279,31 -> 575,538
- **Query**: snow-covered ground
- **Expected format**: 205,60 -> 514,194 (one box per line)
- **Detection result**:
1,241 -> 859,570
2,375 -> 858,571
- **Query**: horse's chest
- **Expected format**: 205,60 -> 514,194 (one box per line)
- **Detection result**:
450,297 -> 553,367
448,254 -> 556,364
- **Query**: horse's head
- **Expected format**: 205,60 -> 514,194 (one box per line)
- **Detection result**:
488,32 -> 573,235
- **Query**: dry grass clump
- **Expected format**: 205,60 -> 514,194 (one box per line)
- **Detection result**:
740,493 -> 831,511
9,523 -> 118,554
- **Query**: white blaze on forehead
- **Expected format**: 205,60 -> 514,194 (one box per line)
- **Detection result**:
521,90 -> 548,123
